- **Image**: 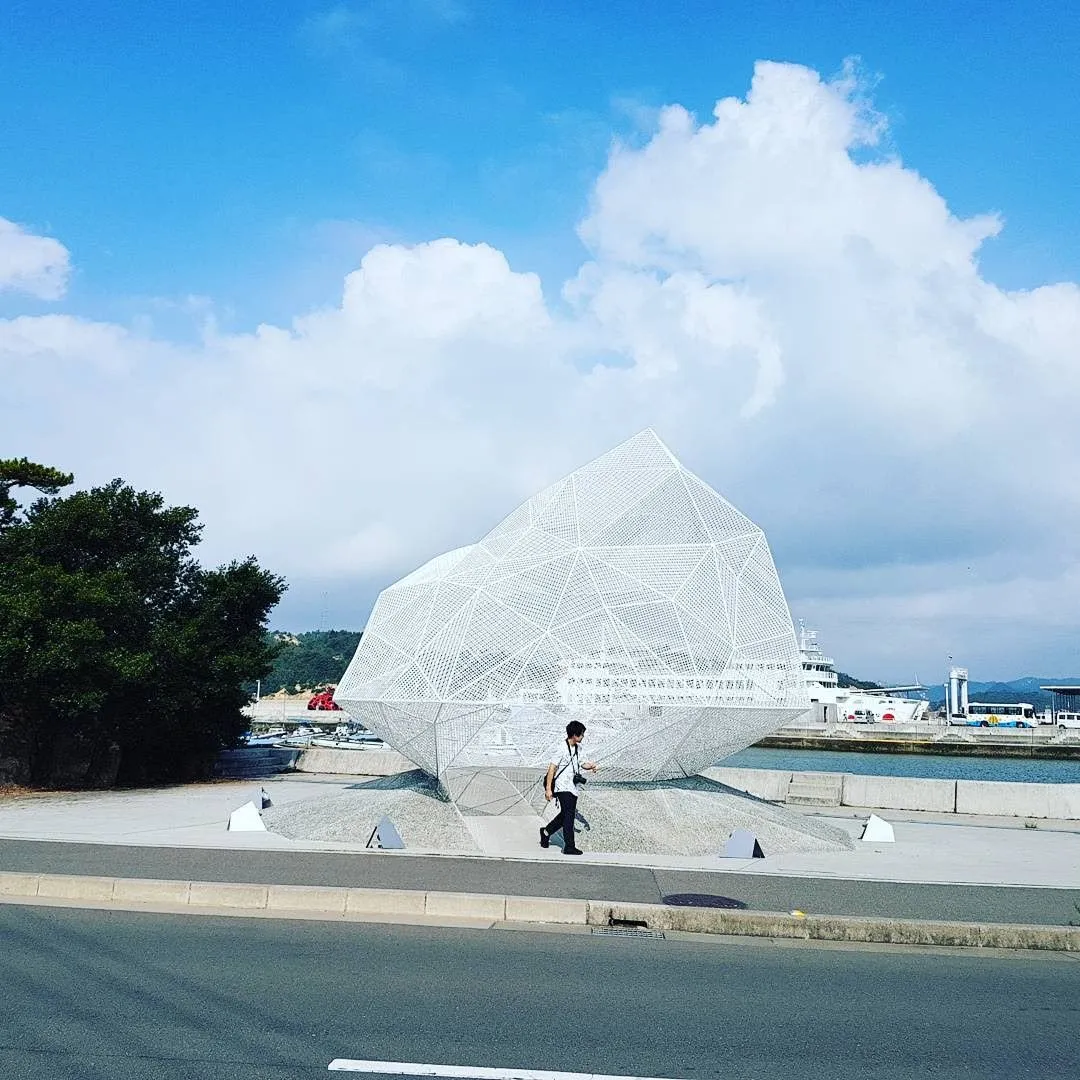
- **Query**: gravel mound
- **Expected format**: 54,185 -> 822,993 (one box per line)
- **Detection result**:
569,776 -> 855,855
262,771 -> 478,853
263,770 -> 852,858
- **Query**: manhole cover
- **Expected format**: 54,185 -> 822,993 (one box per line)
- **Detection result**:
661,893 -> 747,909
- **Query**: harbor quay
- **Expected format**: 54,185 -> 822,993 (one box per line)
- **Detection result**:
758,723 -> 1080,760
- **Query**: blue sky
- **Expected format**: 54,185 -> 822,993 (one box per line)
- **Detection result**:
3,1 -> 1080,680
3,0 -> 1077,323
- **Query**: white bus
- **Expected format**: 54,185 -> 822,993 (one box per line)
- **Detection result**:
958,702 -> 1037,728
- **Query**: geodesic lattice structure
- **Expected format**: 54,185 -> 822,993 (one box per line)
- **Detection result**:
335,430 -> 808,781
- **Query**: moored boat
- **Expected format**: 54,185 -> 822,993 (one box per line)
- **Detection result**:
797,625 -> 929,724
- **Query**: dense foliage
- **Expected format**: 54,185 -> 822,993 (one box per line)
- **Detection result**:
257,630 -> 363,695
0,461 -> 285,788
836,671 -> 883,690
0,457 -> 72,528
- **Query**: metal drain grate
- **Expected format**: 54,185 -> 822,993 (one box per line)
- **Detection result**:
591,926 -> 666,939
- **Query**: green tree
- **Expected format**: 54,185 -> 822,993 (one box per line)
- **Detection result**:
0,457 -> 73,528
0,468 -> 285,787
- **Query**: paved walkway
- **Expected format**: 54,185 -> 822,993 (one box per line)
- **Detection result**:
1,774 -> 1080,926
1,773 -> 1079,887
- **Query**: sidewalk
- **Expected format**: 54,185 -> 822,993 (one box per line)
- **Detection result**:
4,773 -> 1079,946
2,773 -> 1080,890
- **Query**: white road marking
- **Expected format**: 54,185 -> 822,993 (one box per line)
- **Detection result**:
327,1059 -> 681,1080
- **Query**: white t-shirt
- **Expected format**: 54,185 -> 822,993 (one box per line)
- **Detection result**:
549,741 -> 583,796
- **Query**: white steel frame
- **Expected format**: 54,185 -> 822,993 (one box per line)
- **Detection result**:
336,430 -> 808,780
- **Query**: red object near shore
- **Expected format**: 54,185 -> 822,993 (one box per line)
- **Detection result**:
307,689 -> 341,711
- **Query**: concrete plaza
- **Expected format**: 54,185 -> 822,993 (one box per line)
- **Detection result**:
2,771 -> 1080,891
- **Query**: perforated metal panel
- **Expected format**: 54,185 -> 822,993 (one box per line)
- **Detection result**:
336,430 -> 808,780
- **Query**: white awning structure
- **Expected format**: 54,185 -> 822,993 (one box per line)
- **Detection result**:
336,430 -> 808,780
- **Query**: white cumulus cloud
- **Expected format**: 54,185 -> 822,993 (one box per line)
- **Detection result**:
0,218 -> 71,300
2,60 -> 1079,679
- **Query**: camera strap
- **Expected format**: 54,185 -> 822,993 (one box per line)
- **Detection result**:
550,740 -> 578,790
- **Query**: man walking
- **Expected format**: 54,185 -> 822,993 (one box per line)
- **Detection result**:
540,720 -> 598,855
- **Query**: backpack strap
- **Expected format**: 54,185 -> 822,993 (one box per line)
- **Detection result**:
549,740 -> 574,786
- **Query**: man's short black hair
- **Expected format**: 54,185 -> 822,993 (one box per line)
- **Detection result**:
566,720 -> 586,738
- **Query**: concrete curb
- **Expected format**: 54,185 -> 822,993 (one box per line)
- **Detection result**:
0,872 -> 582,926
1,871 -> 1076,951
587,900 -> 1080,952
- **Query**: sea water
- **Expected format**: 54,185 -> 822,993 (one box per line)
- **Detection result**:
722,746 -> 1080,784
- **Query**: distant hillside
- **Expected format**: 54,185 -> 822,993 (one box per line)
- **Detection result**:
837,671 -> 883,691
251,636 -> 1080,711
927,678 -> 1080,711
254,630 -> 362,696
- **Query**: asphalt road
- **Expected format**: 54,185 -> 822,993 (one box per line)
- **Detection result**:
1,904 -> 1078,1080
2,838 -> 1078,926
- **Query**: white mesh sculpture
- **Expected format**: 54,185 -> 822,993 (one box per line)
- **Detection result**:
336,430 -> 808,781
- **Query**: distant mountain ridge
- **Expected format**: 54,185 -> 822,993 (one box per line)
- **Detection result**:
256,630 -> 1079,712
926,677 -> 1080,710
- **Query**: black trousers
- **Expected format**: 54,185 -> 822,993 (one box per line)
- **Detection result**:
544,791 -> 578,850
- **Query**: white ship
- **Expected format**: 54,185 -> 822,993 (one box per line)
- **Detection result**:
555,657 -> 792,709
485,648 -> 803,759
798,625 -> 929,724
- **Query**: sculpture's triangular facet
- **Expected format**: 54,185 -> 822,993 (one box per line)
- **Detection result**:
336,430 -> 808,780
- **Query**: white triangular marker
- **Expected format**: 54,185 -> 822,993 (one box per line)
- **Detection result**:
228,801 -> 266,832
861,813 -> 894,843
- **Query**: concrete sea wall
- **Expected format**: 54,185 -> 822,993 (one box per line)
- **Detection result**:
214,747 -> 300,778
757,731 -> 1080,760
843,773 -> 957,813
214,746 -> 414,779
293,747 -> 417,776
706,766 -> 1080,820
216,750 -> 1080,819
953,779 -> 1080,819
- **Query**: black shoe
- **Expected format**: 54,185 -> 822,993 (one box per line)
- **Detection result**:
563,847 -> 583,855
539,828 -> 549,849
